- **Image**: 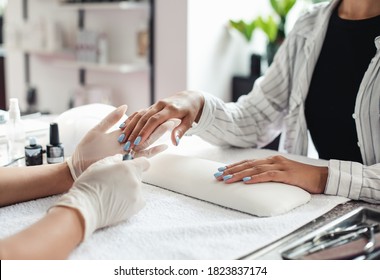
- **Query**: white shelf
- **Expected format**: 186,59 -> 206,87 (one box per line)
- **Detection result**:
52,60 -> 149,74
9,48 -> 148,74
59,1 -> 150,11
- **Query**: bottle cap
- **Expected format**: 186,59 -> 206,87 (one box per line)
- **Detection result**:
29,137 -> 37,146
49,122 -> 61,146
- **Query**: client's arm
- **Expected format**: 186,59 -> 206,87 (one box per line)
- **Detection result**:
0,163 -> 73,207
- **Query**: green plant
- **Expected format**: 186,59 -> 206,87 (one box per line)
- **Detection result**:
229,0 -> 297,64
229,19 -> 256,42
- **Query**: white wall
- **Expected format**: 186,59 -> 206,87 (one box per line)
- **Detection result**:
154,0 -> 188,101
155,0 -> 310,102
155,0 -> 269,102
4,0 -> 151,114
187,0 -> 271,102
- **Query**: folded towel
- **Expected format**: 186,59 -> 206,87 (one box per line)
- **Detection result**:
0,136 -> 349,259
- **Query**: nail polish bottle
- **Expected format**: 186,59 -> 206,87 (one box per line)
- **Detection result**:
46,123 -> 64,164
25,137 -> 43,166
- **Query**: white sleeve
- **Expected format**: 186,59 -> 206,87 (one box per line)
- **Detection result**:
325,160 -> 380,204
186,34 -> 295,148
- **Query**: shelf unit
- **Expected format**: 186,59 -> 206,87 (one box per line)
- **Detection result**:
17,0 -> 155,113
59,1 -> 150,11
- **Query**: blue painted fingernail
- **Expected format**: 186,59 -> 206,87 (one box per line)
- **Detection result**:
118,134 -> 126,143
218,166 -> 227,172
134,136 -> 142,146
243,177 -> 251,182
119,122 -> 126,129
223,175 -> 233,181
214,171 -> 224,178
123,141 -> 131,151
175,135 -> 180,146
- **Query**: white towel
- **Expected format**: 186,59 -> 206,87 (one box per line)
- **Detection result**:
0,186 -> 348,259
0,136 -> 349,259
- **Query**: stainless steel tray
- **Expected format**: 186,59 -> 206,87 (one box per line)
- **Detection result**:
281,207 -> 380,260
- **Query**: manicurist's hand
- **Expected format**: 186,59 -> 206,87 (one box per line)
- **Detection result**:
118,91 -> 205,150
67,105 -> 128,180
214,155 -> 328,194
53,154 -> 149,240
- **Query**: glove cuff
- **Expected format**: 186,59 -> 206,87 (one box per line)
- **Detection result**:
50,190 -> 97,241
66,157 -> 78,181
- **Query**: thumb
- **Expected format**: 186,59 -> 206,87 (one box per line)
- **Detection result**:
93,105 -> 128,133
131,157 -> 150,172
171,116 -> 192,146
97,154 -> 124,165
135,144 -> 168,158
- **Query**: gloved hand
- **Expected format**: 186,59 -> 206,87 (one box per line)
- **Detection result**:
53,154 -> 149,240
132,119 -> 181,158
67,106 -> 177,181
66,105 -> 128,180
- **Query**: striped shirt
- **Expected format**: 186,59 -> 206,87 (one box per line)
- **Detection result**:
187,0 -> 380,203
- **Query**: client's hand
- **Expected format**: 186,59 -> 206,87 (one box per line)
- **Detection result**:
52,154 -> 149,240
214,155 -> 328,194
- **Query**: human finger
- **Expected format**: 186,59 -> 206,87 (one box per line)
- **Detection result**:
134,144 -> 168,158
120,106 -> 166,150
130,107 -> 182,149
215,163 -> 275,183
130,157 -> 150,173
94,105 -> 128,133
170,115 -> 194,146
134,119 -> 180,151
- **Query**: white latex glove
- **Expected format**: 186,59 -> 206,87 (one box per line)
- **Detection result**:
67,107 -> 177,180
132,119 -> 181,158
53,154 -> 149,240
66,105 -> 128,180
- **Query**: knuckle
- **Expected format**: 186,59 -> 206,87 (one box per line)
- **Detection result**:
266,170 -> 278,179
156,100 -> 168,108
245,160 -> 255,168
270,155 -> 285,162
167,103 -> 181,114
149,114 -> 162,123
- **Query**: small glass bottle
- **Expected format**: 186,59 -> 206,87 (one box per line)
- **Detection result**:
0,113 -> 9,166
7,98 -> 26,166
25,137 -> 43,166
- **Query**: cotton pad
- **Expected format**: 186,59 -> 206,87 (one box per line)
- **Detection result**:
143,153 -> 311,217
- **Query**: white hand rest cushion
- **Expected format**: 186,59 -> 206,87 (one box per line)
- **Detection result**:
143,154 -> 311,217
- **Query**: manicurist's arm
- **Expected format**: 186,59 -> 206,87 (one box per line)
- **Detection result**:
0,155 -> 149,260
0,206 -> 84,259
0,163 -> 73,207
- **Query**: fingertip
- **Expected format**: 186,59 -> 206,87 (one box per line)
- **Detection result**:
118,104 -> 128,115
133,157 -> 150,171
171,129 -> 182,146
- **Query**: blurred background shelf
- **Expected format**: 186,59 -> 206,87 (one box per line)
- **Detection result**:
59,1 -> 150,11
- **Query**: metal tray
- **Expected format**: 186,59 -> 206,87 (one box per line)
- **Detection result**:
281,207 -> 380,260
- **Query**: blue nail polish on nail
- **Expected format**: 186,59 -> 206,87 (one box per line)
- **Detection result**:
243,177 -> 251,182
218,166 -> 227,172
134,136 -> 142,146
118,134 -> 126,143
214,171 -> 224,178
175,136 -> 180,146
223,175 -> 233,181
124,141 -> 131,151
119,122 -> 126,129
